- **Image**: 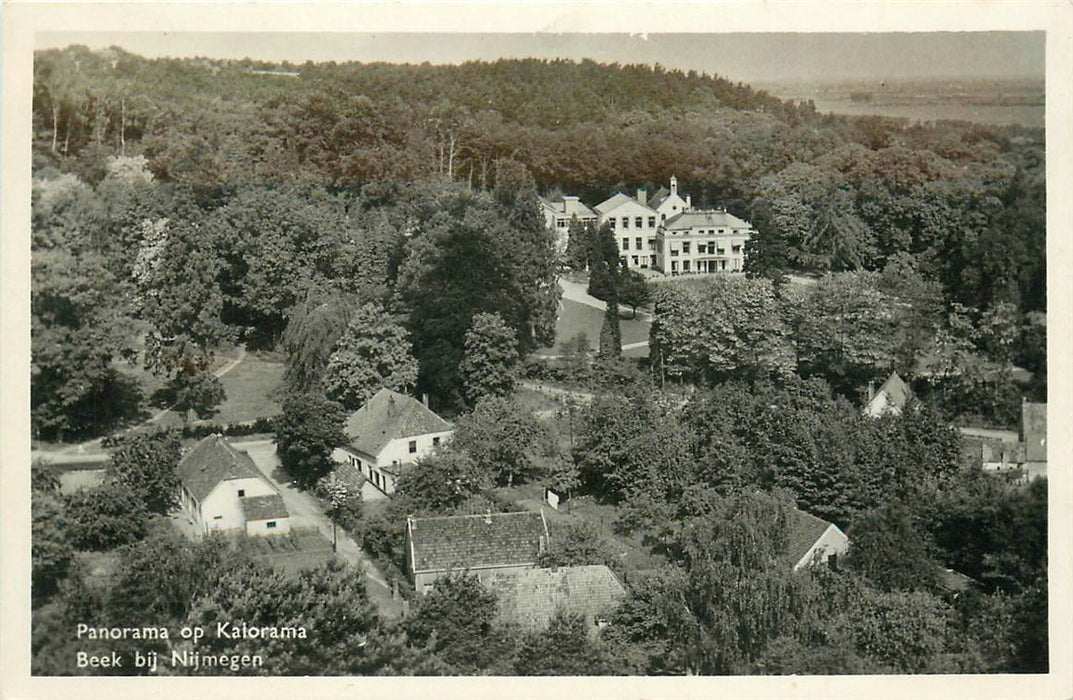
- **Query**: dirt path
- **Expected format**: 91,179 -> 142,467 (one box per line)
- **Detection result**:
231,439 -> 404,619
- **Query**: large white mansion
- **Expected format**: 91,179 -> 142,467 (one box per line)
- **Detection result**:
541,177 -> 754,276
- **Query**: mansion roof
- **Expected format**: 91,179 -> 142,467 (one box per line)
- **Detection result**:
663,209 -> 752,231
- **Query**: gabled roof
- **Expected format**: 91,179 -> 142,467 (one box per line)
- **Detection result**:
787,508 -> 836,566
663,209 -> 751,231
177,435 -> 267,502
240,494 -> 290,521
594,192 -> 653,215
866,372 -> 914,416
407,511 -> 549,574
542,196 -> 597,220
344,388 -> 452,459
482,565 -> 626,631
647,186 -> 672,211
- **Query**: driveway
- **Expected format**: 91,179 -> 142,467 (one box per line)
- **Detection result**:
231,439 -> 404,618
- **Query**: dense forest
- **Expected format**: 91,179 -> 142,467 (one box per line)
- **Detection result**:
30,45 -> 1048,677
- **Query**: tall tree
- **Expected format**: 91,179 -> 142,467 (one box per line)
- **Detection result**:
274,391 -> 347,488
459,311 -> 520,406
323,303 -> 419,410
102,428 -> 182,515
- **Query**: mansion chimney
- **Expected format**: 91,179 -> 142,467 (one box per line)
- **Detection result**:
670,175 -> 678,197
637,187 -> 647,207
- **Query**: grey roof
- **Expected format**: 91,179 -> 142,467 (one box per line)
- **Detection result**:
543,196 -> 597,220
177,435 -> 267,502
407,511 -> 549,574
663,209 -> 752,231
240,494 -> 290,521
344,388 -> 452,459
788,509 -> 835,566
647,186 -> 672,211
482,565 -> 626,631
595,192 -> 644,215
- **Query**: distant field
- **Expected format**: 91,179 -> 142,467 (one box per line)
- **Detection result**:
809,100 -> 1044,128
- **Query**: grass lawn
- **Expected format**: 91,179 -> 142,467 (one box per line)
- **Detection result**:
212,356 -> 284,424
538,298 -> 650,357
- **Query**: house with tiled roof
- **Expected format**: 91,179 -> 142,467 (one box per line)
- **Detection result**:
788,508 -> 849,571
482,564 -> 626,634
541,195 -> 598,255
333,388 -> 454,496
654,208 -> 754,276
864,372 -> 914,418
177,435 -> 290,536
406,511 -> 550,593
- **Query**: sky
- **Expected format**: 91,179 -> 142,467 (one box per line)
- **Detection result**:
37,31 -> 1044,84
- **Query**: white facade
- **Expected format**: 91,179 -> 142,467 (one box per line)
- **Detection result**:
655,210 -> 753,276
542,196 -> 598,255
181,476 -> 277,534
245,516 -> 291,537
596,195 -> 660,270
652,176 -> 691,221
334,428 -> 453,496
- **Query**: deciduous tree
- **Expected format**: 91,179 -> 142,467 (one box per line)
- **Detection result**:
323,303 -> 419,410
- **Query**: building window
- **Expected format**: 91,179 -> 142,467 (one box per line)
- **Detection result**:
682,242 -> 691,254
237,489 -> 245,497
732,245 -> 742,253
632,255 -> 639,266
609,219 -> 616,230
661,213 -> 666,222
683,260 -> 691,271
635,237 -> 642,249
408,440 -> 417,453
635,217 -> 643,228
648,216 -> 656,227
622,217 -> 629,229
433,436 -> 441,447
671,261 -> 678,272
670,249 -> 679,256
213,515 -> 223,520
557,218 -> 566,228
267,521 -> 277,529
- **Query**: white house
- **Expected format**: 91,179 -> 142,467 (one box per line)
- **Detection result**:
594,191 -> 660,270
333,388 -> 454,496
788,508 -> 849,571
654,209 -> 754,276
177,435 -> 291,536
541,195 -> 598,255
864,372 -> 914,418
